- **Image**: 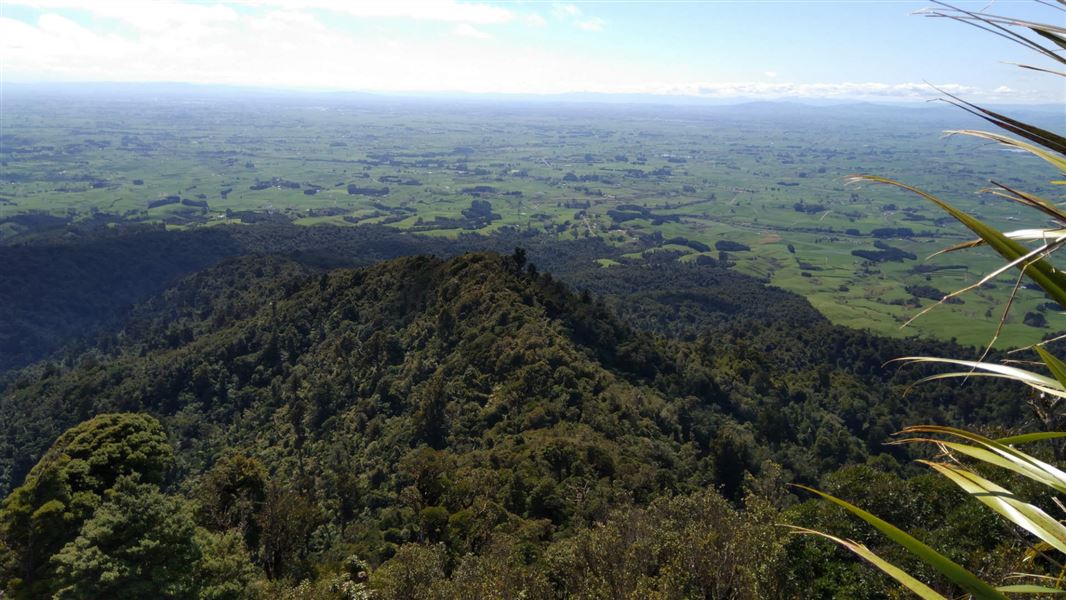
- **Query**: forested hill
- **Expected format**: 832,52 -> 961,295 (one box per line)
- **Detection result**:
0,250 -> 1032,596
0,220 -> 897,374
1,249 -> 1020,502
0,251 -> 698,498
0,223 -> 812,374
0,223 -> 457,373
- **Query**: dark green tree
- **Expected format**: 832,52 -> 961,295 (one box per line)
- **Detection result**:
50,475 -> 201,600
195,529 -> 260,600
194,453 -> 268,552
511,247 -> 527,272
412,373 -> 449,450
369,543 -> 447,600
0,413 -> 173,599
257,482 -> 319,580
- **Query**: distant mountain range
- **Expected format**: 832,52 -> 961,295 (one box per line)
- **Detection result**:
5,81 -> 1060,115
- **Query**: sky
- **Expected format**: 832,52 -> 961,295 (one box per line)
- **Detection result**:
1,0 -> 1063,103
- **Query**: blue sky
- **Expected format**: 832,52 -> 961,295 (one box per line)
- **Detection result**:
1,1 -> 1063,102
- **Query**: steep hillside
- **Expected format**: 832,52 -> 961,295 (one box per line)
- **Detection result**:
0,251 -> 1033,597
2,250 -> 1019,492
0,222 -> 800,374
1,253 -> 708,526
0,218 -> 986,380
0,223 -> 460,373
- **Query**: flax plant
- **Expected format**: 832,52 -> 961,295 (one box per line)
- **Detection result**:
795,2 -> 1066,597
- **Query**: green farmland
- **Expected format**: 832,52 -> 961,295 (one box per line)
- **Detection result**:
2,88 -> 1062,347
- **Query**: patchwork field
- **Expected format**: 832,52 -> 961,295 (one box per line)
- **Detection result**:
2,88 -> 1062,347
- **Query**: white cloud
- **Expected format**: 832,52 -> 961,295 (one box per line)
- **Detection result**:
0,7 -> 633,93
7,1 -> 239,32
453,23 -> 490,39
0,3 -> 1054,102
550,4 -> 603,32
577,18 -> 604,32
2,14 -> 138,72
553,4 -> 582,18
525,13 -> 547,27
241,9 -> 328,38
6,0 -> 515,25
634,80 -> 985,101
764,70 -> 778,78
269,0 -> 515,24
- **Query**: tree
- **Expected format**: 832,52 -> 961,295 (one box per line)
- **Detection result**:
711,424 -> 755,501
50,475 -> 201,600
194,453 -> 268,552
368,543 -> 447,600
418,506 -> 450,543
195,529 -> 260,600
412,373 -> 449,450
0,413 -> 173,599
257,482 -> 319,580
511,246 -> 527,272
442,534 -> 553,600
547,489 -> 784,599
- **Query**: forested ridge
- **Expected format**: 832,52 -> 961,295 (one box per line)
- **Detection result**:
0,238 -> 1043,598
0,221 -> 1015,373
0,223 -> 453,373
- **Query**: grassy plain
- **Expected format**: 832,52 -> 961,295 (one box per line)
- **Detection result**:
2,88 -> 1062,346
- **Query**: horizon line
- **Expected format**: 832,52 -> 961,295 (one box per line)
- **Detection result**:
3,80 -> 1062,109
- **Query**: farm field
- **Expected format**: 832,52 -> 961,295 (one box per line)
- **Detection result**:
2,87 -> 1062,347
